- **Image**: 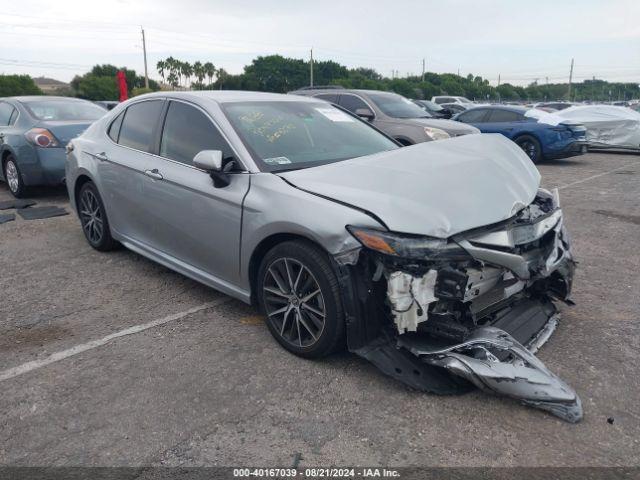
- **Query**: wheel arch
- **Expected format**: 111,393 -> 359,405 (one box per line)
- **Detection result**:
512,131 -> 542,145
1,147 -> 17,180
72,173 -> 95,214
247,232 -> 329,305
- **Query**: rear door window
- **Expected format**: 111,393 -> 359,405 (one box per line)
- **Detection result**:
338,94 -> 370,114
159,101 -> 232,166
0,102 -> 14,126
487,110 -> 524,122
108,111 -> 125,142
8,108 -> 18,125
457,109 -> 489,123
118,100 -> 164,152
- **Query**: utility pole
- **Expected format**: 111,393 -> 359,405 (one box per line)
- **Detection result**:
421,58 -> 425,82
141,27 -> 149,89
309,48 -> 314,87
567,58 -> 574,101
497,74 -> 501,103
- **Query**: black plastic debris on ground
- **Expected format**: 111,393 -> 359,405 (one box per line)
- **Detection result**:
17,206 -> 68,220
0,199 -> 36,210
0,213 -> 16,224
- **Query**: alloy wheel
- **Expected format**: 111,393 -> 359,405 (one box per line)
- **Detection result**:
262,257 -> 326,348
5,160 -> 20,194
80,189 -> 104,244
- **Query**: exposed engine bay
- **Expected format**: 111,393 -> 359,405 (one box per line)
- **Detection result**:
335,188 -> 582,423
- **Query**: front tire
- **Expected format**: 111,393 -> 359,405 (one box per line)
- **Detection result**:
515,135 -> 542,163
3,156 -> 27,198
78,181 -> 117,251
256,240 -> 345,358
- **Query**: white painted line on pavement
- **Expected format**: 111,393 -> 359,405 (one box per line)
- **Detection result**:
0,297 -> 232,383
558,163 -> 638,190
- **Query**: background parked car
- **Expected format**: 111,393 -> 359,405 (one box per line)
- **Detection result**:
0,96 -> 107,197
554,105 -> 640,151
439,103 -> 470,115
534,101 -> 576,111
94,100 -> 119,110
291,88 -> 479,145
412,99 -> 454,118
453,105 -> 588,163
431,95 -> 474,106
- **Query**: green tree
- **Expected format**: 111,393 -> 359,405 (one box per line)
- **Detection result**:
72,74 -> 118,100
0,75 -> 42,96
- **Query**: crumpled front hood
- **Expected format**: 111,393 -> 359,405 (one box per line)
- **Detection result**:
278,134 -> 540,238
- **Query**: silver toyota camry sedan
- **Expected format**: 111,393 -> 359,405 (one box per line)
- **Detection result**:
66,91 -> 582,422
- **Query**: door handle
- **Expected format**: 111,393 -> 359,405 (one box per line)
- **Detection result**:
93,152 -> 108,161
144,169 -> 163,180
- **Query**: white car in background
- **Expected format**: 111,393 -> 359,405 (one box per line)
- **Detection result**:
431,95 -> 474,106
555,105 -> 640,151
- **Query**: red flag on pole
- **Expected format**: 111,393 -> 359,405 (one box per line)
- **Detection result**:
116,70 -> 128,102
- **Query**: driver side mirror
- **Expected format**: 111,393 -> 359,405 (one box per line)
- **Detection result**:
193,150 -> 232,188
193,150 -> 223,172
355,108 -> 374,121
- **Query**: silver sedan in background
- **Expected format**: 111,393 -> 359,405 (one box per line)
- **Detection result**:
66,91 -> 582,422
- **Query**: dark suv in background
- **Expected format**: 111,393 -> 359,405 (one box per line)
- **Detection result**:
290,87 -> 479,145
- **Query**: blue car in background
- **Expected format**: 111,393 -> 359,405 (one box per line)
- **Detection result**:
0,96 -> 106,197
453,105 -> 588,163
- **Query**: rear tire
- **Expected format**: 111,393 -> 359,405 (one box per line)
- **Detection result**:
3,155 -> 27,198
78,181 -> 117,251
256,240 -> 345,358
515,135 -> 542,163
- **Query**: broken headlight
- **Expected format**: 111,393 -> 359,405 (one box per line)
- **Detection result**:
347,226 -> 469,260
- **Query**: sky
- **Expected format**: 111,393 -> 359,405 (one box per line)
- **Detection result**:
0,0 -> 638,86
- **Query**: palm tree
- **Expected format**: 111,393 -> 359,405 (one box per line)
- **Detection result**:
193,61 -> 205,89
217,68 -> 227,90
156,60 -> 166,83
204,62 -> 216,87
165,57 -> 179,89
180,61 -> 193,89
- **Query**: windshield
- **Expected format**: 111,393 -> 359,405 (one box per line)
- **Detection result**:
367,93 -> 430,119
23,100 -> 107,121
222,101 -> 398,171
458,97 -> 473,104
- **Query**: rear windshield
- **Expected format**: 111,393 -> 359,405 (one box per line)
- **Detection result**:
222,101 -> 398,172
22,100 -> 106,121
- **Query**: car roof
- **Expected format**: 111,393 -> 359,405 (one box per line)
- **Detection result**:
289,88 -> 400,97
135,90 -> 324,104
466,104 -> 528,113
9,96 -> 95,103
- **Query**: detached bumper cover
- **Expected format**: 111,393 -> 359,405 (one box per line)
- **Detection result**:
399,326 -> 582,423
337,191 -> 582,422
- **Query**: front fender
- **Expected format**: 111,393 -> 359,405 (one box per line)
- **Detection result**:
240,173 -> 384,288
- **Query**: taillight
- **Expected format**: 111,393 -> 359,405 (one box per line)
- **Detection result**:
25,128 -> 60,148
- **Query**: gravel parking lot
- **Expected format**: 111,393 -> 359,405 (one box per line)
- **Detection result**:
1,151 -> 639,468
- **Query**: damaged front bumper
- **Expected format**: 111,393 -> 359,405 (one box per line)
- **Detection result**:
335,189 -> 582,422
